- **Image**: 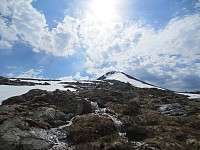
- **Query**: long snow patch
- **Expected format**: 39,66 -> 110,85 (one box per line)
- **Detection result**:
0,81 -> 76,105
105,72 -> 162,89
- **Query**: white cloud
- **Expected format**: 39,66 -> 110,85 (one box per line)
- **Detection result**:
195,0 -> 200,8
17,69 -> 43,78
79,76 -> 89,80
74,72 -> 89,80
7,66 -> 17,69
59,72 -> 89,81
5,73 -> 15,78
32,48 -> 40,53
4,67 -> 43,79
0,0 -> 79,56
37,15 -> 79,56
59,76 -> 73,81
0,16 -> 19,47
0,40 -> 12,49
74,72 -> 81,79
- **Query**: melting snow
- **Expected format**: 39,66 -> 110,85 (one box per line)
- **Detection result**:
178,93 -> 200,99
29,127 -> 73,150
58,117 -> 75,129
0,81 -> 76,105
105,72 -> 162,89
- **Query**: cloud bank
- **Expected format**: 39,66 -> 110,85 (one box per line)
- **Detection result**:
0,0 -> 79,56
5,67 -> 43,79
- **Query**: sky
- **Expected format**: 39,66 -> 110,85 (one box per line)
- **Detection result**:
0,0 -> 200,92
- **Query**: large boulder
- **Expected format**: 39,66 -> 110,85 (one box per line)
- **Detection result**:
32,107 -> 69,122
0,117 -> 22,150
0,117 -> 52,150
158,103 -> 187,116
30,107 -> 73,127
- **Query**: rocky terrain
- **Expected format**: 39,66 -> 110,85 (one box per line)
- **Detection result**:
0,76 -> 54,86
0,73 -> 200,150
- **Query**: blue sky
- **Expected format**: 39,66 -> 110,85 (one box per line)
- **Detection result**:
0,0 -> 200,92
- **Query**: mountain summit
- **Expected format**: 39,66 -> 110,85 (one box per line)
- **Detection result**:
97,71 -> 160,89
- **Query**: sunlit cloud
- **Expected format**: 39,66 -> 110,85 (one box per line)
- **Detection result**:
0,0 -> 79,57
5,68 -> 43,79
59,72 -> 89,81
87,0 -> 120,23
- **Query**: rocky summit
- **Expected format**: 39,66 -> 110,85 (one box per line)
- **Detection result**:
0,73 -> 200,150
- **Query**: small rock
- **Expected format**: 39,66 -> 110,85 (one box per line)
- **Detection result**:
43,82 -> 51,85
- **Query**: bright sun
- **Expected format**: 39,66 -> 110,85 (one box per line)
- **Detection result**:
89,0 -> 118,22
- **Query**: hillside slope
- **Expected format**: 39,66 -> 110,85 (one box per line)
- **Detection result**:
0,75 -> 200,149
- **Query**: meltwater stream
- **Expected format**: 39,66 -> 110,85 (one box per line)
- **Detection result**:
89,101 -> 158,150
90,101 -> 128,141
29,117 -> 75,150
29,98 -> 154,149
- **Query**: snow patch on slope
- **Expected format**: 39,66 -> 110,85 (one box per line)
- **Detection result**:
178,93 -> 200,99
0,81 -> 76,105
105,72 -> 161,89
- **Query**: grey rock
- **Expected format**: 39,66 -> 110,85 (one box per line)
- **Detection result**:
0,128 -> 21,150
0,117 -> 30,150
196,98 -> 200,102
123,92 -> 138,99
33,107 -> 56,122
148,100 -> 165,110
33,107 -> 71,122
55,111 -> 71,121
0,117 -> 62,150
0,104 -> 22,115
0,117 -> 23,134
123,92 -> 140,106
159,103 -> 187,116
43,82 -> 51,85
111,91 -> 122,97
20,138 -> 52,150
188,101 -> 200,107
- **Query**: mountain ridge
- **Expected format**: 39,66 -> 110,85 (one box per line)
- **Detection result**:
97,71 -> 163,89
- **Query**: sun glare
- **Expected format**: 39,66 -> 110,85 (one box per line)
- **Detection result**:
89,0 -> 118,22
